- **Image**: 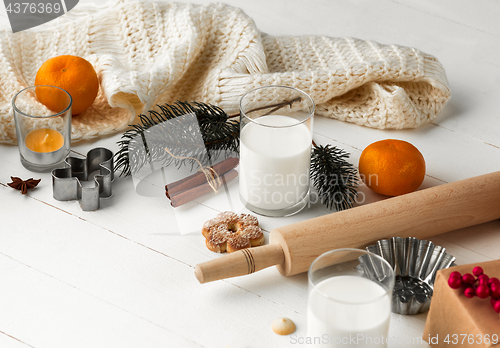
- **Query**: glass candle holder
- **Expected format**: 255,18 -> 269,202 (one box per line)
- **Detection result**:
13,85 -> 72,172
308,249 -> 395,348
239,85 -> 315,217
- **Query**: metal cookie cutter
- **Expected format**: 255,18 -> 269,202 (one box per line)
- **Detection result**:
52,147 -> 114,211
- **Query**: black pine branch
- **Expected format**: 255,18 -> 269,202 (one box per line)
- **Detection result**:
310,144 -> 359,211
114,101 -> 239,177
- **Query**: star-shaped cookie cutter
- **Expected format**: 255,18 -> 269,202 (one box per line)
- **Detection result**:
52,147 -> 114,211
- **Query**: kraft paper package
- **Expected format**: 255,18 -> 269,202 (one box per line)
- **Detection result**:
423,259 -> 500,348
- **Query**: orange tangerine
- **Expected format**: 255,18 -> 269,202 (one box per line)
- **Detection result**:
35,55 -> 99,115
359,139 -> 426,196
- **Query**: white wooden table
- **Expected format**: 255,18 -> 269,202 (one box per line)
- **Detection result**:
1,0 -> 499,347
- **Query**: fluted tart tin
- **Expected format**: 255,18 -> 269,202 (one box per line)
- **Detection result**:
365,237 -> 456,315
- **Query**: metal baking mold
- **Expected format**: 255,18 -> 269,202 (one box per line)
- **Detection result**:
52,147 -> 114,211
365,237 -> 456,315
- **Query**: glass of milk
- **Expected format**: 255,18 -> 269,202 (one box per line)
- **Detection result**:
239,85 -> 315,217
307,249 -> 395,348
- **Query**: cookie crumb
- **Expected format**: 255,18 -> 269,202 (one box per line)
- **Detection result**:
271,317 -> 296,335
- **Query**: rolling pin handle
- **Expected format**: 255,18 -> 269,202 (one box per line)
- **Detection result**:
195,243 -> 285,284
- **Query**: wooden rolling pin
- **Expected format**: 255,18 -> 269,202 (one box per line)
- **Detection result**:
195,171 -> 500,283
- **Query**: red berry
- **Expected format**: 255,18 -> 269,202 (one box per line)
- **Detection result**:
450,271 -> 462,279
476,284 -> 490,299
491,297 -> 498,308
494,301 -> 500,314
448,276 -> 462,289
473,266 -> 484,277
478,274 -> 489,282
478,274 -> 490,285
462,273 -> 475,285
489,277 -> 500,286
490,283 -> 500,298
464,287 -> 476,298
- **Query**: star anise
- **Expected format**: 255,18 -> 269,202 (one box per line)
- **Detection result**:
7,177 -> 41,194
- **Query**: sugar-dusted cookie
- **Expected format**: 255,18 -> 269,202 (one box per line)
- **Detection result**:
202,211 -> 265,253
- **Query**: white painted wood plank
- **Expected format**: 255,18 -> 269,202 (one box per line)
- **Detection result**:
0,332 -> 34,348
433,221 -> 500,263
0,134 -> 441,347
45,134 -> 492,348
0,2 -> 7,30
1,139 -> 493,348
314,116 -> 500,183
1,0 -> 500,347
0,253 -> 203,348
0,183 -> 309,348
0,137 -> 312,338
390,0 -> 500,37
0,122 -> 487,347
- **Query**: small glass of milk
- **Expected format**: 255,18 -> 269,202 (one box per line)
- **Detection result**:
239,85 -> 315,217
307,249 -> 395,348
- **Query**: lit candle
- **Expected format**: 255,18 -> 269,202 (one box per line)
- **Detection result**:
25,128 -> 64,153
13,85 -> 72,172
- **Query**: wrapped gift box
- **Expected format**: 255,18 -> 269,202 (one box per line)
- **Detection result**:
423,259 -> 500,347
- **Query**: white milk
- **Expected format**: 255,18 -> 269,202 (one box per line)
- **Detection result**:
307,276 -> 391,348
239,115 -> 311,211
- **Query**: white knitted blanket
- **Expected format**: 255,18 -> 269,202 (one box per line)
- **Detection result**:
0,0 -> 451,145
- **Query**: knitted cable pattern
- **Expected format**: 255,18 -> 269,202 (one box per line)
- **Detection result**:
0,0 -> 451,145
